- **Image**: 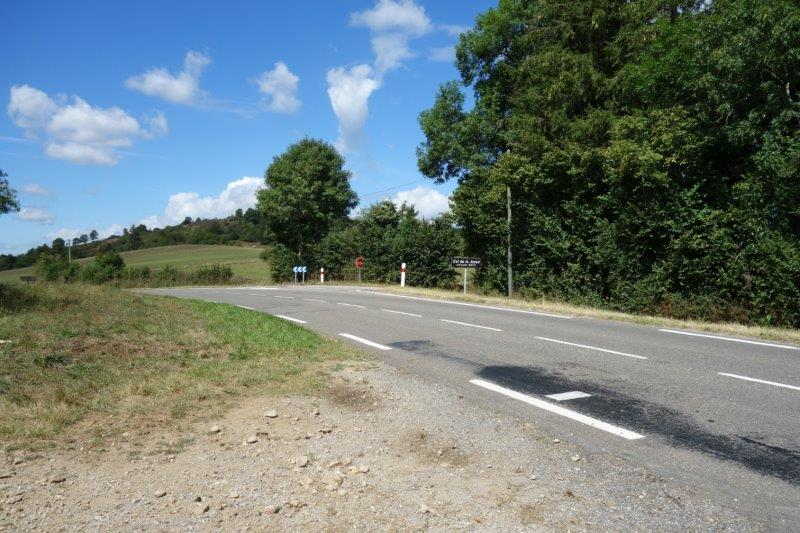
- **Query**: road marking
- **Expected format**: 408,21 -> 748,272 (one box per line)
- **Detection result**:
718,372 -> 800,392
470,379 -> 644,440
337,302 -> 367,309
275,315 -> 307,324
546,391 -> 593,401
237,305 -> 256,310
304,298 -> 327,303
382,308 -> 422,318
359,290 -> 571,319
659,329 -> 799,350
535,337 -> 647,360
338,333 -> 391,351
440,319 -> 502,332
274,296 -> 296,300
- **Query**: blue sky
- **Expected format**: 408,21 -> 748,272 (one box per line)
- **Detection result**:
0,0 -> 493,254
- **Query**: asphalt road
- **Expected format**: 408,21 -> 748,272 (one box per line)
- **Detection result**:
141,285 -> 800,526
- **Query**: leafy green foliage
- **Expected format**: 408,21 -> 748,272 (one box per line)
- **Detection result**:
257,139 -> 358,260
0,170 -> 19,215
417,0 -> 800,326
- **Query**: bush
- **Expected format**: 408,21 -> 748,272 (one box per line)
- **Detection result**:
193,264 -> 233,284
81,252 -> 126,284
156,265 -> 180,283
121,265 -> 151,282
34,254 -> 69,281
0,282 -> 40,313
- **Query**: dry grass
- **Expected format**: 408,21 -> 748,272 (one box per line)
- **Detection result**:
0,283 -> 362,450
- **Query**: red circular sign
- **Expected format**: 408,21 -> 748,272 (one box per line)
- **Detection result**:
355,256 -> 365,269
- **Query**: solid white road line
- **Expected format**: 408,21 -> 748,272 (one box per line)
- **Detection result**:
359,290 -> 571,319
237,305 -> 256,310
535,336 -> 648,360
546,391 -> 593,401
275,315 -> 307,324
440,319 -> 502,332
718,372 -> 800,392
660,329 -> 799,350
337,302 -> 367,309
304,298 -> 327,303
338,333 -> 391,351
382,308 -> 422,318
470,379 -> 644,440
274,296 -> 296,300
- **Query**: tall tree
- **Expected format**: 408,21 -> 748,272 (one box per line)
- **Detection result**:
0,169 -> 20,215
89,230 -> 99,241
257,139 -> 358,260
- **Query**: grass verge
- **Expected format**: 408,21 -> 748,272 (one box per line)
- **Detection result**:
0,283 -> 361,450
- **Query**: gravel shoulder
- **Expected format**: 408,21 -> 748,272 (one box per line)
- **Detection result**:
0,360 -> 760,531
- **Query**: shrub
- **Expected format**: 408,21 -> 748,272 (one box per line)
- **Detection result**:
193,264 -> 233,284
34,253 -> 69,281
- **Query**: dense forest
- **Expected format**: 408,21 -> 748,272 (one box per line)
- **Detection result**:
417,0 -> 800,326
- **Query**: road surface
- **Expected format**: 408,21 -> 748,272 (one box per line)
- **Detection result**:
141,285 -> 800,526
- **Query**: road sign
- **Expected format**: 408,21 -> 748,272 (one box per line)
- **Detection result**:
451,257 -> 481,268
354,256 -> 365,269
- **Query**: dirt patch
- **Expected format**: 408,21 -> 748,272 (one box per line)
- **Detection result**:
400,429 -> 471,468
323,378 -> 381,412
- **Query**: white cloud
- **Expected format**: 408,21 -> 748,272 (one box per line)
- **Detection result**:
18,207 -> 54,224
140,176 -> 263,229
350,0 -> 432,36
125,51 -> 210,105
429,46 -> 455,62
7,85 -> 167,166
371,33 -> 413,73
21,183 -> 51,196
440,24 -> 469,37
391,186 -> 449,218
326,65 -> 381,153
256,62 -> 301,114
328,1 -> 432,153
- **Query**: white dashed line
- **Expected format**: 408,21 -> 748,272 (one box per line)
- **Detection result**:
660,329 -> 799,350
274,296 -> 296,300
337,302 -> 367,309
382,309 -> 422,318
338,333 -> 391,351
718,372 -> 800,392
304,298 -> 327,303
470,379 -> 644,440
546,391 -> 593,401
535,337 -> 647,360
275,315 -> 307,324
358,290 -> 571,319
440,319 -> 502,332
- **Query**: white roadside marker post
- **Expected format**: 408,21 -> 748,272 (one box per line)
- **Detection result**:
400,262 -> 406,288
320,267 -> 325,283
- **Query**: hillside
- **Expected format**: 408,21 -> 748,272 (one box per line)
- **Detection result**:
0,244 -> 269,284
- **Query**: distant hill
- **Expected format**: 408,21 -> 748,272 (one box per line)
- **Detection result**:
0,244 -> 269,284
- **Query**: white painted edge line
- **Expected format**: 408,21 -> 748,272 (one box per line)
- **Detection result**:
337,302 -> 367,309
546,391 -> 593,401
275,315 -> 307,324
535,336 -> 647,360
470,379 -> 644,440
274,296 -> 296,300
381,308 -> 422,318
441,319 -> 502,332
338,333 -> 391,351
237,305 -> 256,311
659,329 -> 799,350
357,290 -> 571,319
304,298 -> 327,303
718,372 -> 800,392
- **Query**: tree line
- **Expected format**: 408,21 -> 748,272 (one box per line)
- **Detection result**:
416,0 -> 800,326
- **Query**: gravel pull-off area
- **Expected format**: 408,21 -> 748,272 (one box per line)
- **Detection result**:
0,362 -> 759,531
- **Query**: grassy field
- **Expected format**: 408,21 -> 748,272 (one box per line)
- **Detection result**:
0,283 -> 360,449
0,244 -> 271,284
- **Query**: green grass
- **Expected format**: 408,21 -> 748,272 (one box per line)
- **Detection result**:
0,244 -> 271,284
0,283 -> 360,448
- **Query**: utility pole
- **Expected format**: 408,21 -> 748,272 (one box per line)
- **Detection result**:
506,184 -> 512,298
67,240 -> 71,263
